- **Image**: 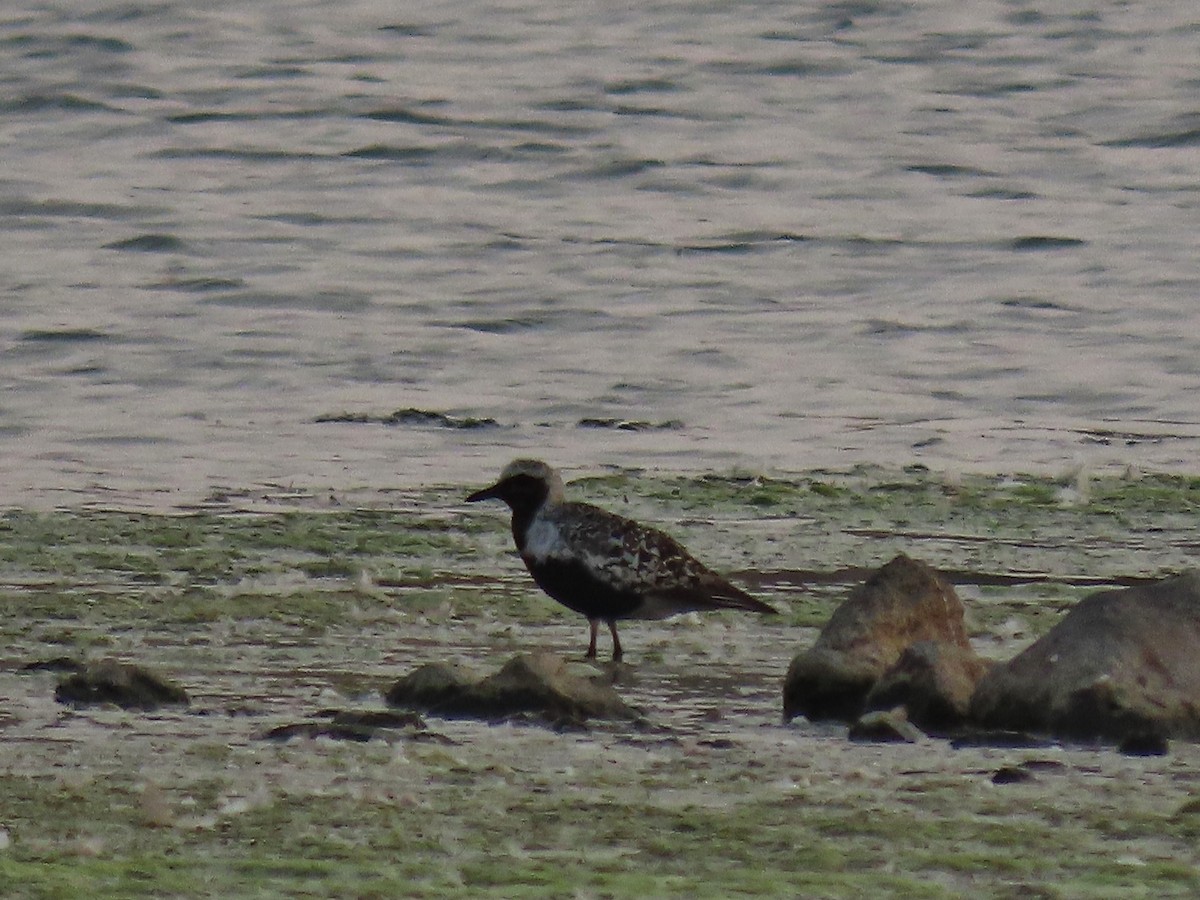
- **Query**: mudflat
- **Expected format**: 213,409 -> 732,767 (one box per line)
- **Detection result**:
2,467 -> 1198,897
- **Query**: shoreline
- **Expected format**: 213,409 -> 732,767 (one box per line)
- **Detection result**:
5,410 -> 1200,514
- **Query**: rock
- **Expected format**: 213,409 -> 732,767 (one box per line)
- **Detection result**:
864,640 -> 992,735
992,766 -> 1034,785
848,708 -> 924,743
263,710 -> 441,743
315,408 -> 500,429
332,710 -> 427,730
969,571 -> 1200,743
22,657 -> 86,674
990,759 -> 1064,783
385,653 -> 639,725
384,662 -> 478,709
783,554 -> 972,722
54,660 -> 189,711
265,721 -> 381,743
1119,732 -> 1169,757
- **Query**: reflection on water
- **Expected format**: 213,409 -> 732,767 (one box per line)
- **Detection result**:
2,1 -> 1199,507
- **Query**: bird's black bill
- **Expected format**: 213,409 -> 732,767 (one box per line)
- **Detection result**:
466,483 -> 502,502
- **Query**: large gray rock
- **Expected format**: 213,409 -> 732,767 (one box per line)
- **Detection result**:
783,554 -> 974,722
969,571 -> 1200,742
385,653 -> 639,725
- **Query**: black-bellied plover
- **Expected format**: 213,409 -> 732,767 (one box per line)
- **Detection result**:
466,458 -> 775,661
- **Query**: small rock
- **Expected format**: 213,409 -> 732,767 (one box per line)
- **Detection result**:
992,766 -> 1034,785
263,710 -> 435,743
315,408 -> 500,429
263,722 -> 377,743
384,662 -> 477,709
848,709 -> 924,743
385,653 -> 640,725
1119,731 -> 1169,757
23,657 -> 86,674
577,417 -> 684,431
332,709 -> 426,730
54,660 -> 189,711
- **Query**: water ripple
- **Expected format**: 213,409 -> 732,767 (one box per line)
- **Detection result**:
1,0 -> 1198,504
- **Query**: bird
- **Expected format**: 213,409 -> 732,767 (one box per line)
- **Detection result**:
466,458 -> 775,662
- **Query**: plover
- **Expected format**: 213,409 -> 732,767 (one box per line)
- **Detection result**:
466,458 -> 775,661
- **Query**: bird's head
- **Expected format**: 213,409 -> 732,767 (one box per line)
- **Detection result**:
466,458 -> 565,512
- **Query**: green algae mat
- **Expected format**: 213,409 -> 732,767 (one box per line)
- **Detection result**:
1,467 -> 1199,898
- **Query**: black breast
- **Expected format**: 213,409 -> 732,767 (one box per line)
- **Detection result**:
524,556 -> 645,622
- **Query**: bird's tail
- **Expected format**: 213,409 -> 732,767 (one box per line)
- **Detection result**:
706,578 -> 777,615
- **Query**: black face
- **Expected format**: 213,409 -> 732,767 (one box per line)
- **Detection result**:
465,473 -> 548,515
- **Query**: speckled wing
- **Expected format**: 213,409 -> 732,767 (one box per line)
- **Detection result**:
549,502 -> 773,618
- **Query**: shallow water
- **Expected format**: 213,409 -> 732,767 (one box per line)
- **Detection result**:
2,1 -> 1199,508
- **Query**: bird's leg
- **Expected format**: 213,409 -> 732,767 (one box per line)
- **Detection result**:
608,620 -> 623,663
586,619 -> 599,659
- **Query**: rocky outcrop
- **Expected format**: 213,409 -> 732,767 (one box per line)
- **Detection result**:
969,571 -> 1200,742
385,653 -> 639,726
783,554 -> 976,723
864,640 -> 992,735
54,659 -> 189,711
